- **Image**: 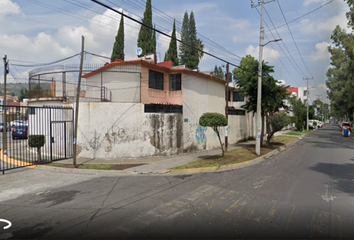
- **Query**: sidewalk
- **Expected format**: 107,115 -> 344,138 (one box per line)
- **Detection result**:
46,129 -> 297,175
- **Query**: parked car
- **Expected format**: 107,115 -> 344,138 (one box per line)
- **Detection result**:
12,125 -> 28,140
10,120 -> 25,127
0,122 -> 10,132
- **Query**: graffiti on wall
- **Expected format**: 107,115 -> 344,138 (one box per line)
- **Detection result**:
196,126 -> 207,144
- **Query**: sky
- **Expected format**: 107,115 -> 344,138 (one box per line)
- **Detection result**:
0,0 -> 350,104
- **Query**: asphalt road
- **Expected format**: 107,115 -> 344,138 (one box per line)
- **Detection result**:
0,123 -> 354,238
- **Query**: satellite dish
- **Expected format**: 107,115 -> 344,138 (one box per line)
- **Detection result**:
136,47 -> 142,56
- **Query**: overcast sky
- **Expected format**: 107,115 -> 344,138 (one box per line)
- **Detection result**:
0,0 -> 350,103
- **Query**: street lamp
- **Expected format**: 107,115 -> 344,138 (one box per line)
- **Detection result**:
255,38 -> 281,156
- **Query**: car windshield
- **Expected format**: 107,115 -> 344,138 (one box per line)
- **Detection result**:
343,123 -> 350,127
16,126 -> 27,130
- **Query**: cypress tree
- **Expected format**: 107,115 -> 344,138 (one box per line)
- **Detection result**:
137,0 -> 153,56
179,11 -> 189,66
152,24 -> 156,55
111,14 -> 125,62
188,11 -> 199,70
179,11 -> 203,70
165,20 -> 178,66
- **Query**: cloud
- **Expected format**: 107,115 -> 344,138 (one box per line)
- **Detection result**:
246,45 -> 280,63
0,0 -> 20,15
303,0 -> 329,6
300,1 -> 349,38
310,42 -> 330,61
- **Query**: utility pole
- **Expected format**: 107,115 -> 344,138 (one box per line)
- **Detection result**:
73,36 -> 84,168
252,0 -> 275,156
3,55 -> 8,154
225,62 -> 229,153
304,77 -> 310,131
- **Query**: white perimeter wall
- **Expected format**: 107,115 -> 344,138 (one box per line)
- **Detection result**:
76,102 -> 183,159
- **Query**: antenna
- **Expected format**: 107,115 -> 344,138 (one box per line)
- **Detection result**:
136,47 -> 142,57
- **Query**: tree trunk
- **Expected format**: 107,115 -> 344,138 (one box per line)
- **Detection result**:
214,127 -> 224,157
37,147 -> 41,162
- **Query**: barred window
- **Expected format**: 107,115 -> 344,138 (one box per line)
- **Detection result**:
233,91 -> 244,102
149,70 -> 164,90
170,74 -> 182,91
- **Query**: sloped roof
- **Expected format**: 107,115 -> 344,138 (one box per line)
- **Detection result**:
82,59 -> 226,84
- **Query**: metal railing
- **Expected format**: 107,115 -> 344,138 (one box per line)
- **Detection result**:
0,105 -> 74,174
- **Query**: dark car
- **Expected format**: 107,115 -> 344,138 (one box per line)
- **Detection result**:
12,125 -> 28,140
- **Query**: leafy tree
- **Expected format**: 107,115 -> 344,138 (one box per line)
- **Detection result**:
152,24 -> 156,55
111,14 -> 125,62
211,65 -> 224,79
137,0 -> 154,56
199,112 -> 227,157
28,135 -> 45,162
164,20 -> 178,66
179,11 -> 203,70
289,97 -> 306,131
18,87 -> 29,102
232,55 -> 290,145
267,112 -> 290,144
326,25 -> 354,120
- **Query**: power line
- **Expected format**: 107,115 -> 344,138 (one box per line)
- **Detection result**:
89,0 -> 240,68
263,7 -> 307,79
277,0 -> 314,78
10,53 -> 81,67
267,0 -> 336,32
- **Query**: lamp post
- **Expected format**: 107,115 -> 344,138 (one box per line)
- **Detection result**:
252,0 -> 282,156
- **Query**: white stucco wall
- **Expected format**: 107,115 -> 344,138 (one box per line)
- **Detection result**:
182,73 -> 226,153
85,72 -> 141,103
76,102 -> 183,159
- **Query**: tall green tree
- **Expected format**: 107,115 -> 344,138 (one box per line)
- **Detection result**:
211,65 -> 224,79
289,97 -> 306,131
110,14 -> 125,62
179,11 -> 204,69
137,0 -> 154,56
18,87 -> 29,102
326,26 -> 354,119
164,20 -> 178,66
232,55 -> 290,145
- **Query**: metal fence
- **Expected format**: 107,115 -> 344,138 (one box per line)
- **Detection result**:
0,105 -> 74,174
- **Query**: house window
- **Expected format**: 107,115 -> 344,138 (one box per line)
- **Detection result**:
149,70 -> 164,90
170,74 -> 181,91
144,104 -> 183,113
228,108 -> 246,116
233,91 -> 244,102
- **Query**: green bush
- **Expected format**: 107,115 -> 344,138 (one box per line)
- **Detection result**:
199,112 -> 227,157
29,135 -> 45,162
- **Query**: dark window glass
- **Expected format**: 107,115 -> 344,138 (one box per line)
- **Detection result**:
233,91 -> 244,102
170,74 -> 182,91
228,108 -> 246,116
149,70 -> 164,90
144,104 -> 182,114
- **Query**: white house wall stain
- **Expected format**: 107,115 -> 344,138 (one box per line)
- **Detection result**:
76,102 -> 183,159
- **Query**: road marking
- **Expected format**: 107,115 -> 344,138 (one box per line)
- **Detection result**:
225,194 -> 246,213
263,200 -> 278,223
0,219 -> 12,229
321,184 -> 336,202
310,210 -> 329,238
285,204 -> 295,230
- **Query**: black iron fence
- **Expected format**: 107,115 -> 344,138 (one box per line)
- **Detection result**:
0,105 -> 74,174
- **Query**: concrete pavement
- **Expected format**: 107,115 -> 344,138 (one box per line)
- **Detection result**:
38,129 -> 301,175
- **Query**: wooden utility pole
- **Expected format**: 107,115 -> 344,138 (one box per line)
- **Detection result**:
3,55 -> 8,153
225,62 -> 230,153
73,36 -> 84,168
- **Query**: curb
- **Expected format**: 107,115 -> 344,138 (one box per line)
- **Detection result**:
33,134 -> 305,176
161,137 -> 301,175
